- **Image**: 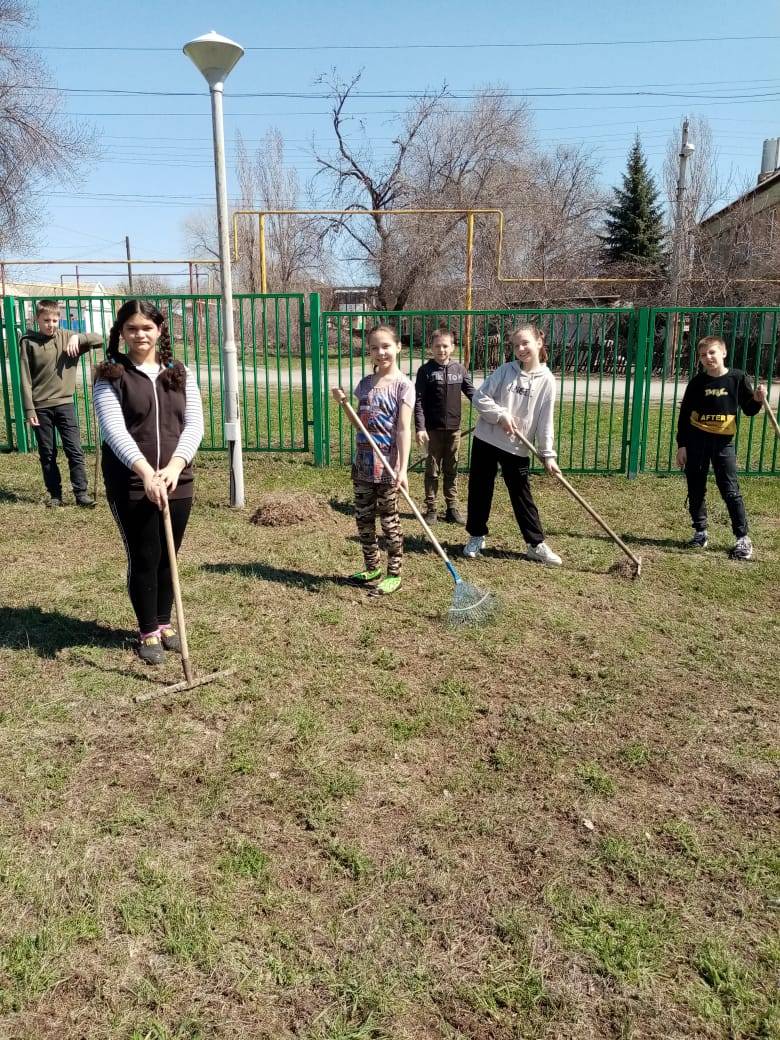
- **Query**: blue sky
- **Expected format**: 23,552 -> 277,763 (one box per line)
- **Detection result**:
11,0 -> 780,286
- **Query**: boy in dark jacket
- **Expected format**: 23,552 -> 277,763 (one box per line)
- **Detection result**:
676,335 -> 766,560
414,329 -> 475,523
19,299 -> 104,507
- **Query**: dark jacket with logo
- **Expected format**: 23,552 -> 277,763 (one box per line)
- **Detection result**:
676,369 -> 760,446
414,359 -> 476,432
95,356 -> 193,501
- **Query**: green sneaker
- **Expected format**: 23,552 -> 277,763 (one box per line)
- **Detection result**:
372,575 -> 402,596
349,567 -> 382,584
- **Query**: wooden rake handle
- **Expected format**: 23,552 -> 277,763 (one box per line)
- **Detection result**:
162,502 -> 193,684
336,396 -> 456,576
512,429 -> 641,571
762,397 -> 780,439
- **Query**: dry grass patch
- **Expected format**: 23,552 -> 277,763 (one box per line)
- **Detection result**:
0,452 -> 778,1039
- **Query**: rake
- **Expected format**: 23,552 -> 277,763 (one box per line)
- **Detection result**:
511,429 -> 642,580
137,502 -> 235,700
762,396 -> 780,440
336,395 -> 497,626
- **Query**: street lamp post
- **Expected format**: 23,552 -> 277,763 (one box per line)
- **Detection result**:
183,30 -> 245,507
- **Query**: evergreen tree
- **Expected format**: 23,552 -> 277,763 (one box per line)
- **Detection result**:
602,135 -> 666,266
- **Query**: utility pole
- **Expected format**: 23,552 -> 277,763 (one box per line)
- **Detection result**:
667,120 -> 695,376
670,119 -> 695,306
125,236 -> 134,291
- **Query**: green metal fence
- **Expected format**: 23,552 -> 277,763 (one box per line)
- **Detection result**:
642,307 -> 780,475
0,299 -> 15,451
2,292 -> 778,475
2,292 -> 311,455
318,306 -> 640,474
314,303 -> 780,477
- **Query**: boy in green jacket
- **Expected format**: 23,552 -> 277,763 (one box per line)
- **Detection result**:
19,299 -> 104,507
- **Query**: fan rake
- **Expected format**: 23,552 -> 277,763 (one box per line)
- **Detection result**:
335,394 -> 497,627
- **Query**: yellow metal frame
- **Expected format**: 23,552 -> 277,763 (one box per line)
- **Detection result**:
232,207 -> 780,303
232,207 -> 496,305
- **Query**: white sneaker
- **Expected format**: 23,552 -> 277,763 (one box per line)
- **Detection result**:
463,535 -> 485,558
729,535 -> 754,561
526,541 -> 562,566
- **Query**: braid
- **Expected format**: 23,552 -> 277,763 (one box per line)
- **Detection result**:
157,320 -> 186,390
158,320 -> 173,368
107,321 -> 122,362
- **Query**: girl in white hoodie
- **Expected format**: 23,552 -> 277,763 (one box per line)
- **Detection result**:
463,324 -> 563,565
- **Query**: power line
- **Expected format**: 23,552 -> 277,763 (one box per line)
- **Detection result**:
59,96 -> 780,116
12,33 -> 780,52
8,84 -> 780,101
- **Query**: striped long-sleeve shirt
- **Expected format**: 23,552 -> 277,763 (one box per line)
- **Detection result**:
94,362 -> 204,470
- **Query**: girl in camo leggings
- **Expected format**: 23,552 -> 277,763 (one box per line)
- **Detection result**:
332,324 -> 414,596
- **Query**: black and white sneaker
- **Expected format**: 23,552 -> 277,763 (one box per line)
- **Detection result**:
729,536 -> 753,561
689,530 -> 708,549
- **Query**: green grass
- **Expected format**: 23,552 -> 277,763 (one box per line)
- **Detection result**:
0,452 -> 778,1038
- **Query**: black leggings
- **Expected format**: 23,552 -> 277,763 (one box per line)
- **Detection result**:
108,495 -> 193,634
466,436 -> 545,546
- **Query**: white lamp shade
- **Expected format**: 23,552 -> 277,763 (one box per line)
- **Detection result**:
183,31 -> 244,87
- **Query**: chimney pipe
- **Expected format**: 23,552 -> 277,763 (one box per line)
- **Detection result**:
758,137 -> 780,184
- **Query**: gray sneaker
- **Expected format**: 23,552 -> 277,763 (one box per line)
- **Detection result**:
689,530 -> 708,549
463,535 -> 485,558
46,497 -> 62,508
729,536 -> 753,561
135,632 -> 164,666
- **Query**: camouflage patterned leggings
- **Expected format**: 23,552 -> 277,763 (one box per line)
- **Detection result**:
353,480 -> 403,576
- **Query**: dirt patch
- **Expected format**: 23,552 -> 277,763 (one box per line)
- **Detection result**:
249,492 -> 332,527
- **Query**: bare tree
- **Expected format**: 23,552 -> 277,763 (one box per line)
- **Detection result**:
234,129 -> 330,291
114,274 -> 175,296
314,70 -> 455,310
0,1 -> 96,252
313,73 -> 611,310
183,130 -> 330,293
662,116 -> 739,304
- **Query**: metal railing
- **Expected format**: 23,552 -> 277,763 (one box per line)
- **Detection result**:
2,292 -> 310,455
2,293 -> 778,475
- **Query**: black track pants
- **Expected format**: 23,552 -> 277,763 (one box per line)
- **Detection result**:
108,495 -> 193,633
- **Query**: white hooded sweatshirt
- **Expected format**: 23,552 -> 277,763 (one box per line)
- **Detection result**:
472,361 -> 557,459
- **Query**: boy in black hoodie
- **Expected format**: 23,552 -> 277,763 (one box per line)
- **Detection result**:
676,335 -> 766,559
19,299 -> 103,507
414,329 -> 475,523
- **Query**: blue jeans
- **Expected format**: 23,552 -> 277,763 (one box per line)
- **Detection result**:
33,403 -> 89,499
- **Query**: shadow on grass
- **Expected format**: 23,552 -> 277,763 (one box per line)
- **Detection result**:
327,496 -> 353,517
0,606 -> 133,658
543,525 -> 687,552
0,488 -> 42,504
202,561 -> 342,591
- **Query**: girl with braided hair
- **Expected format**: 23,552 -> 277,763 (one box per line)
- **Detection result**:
93,300 -> 204,664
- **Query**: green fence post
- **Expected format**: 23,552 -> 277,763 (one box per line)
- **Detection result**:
3,295 -> 28,453
308,292 -> 324,466
627,307 -> 650,479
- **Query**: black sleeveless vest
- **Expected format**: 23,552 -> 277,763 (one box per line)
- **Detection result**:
96,356 -> 194,501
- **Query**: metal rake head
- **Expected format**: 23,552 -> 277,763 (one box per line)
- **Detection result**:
447,580 -> 498,627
